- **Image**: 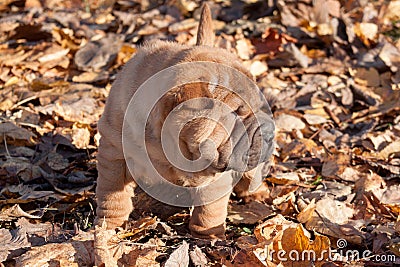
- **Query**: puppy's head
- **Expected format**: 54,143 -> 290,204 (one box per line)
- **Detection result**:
165,78 -> 275,174
145,4 -> 274,186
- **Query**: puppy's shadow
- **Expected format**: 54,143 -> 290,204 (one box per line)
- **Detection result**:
131,187 -> 191,235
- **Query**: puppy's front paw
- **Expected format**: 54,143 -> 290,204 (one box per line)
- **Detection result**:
189,193 -> 231,240
189,222 -> 226,240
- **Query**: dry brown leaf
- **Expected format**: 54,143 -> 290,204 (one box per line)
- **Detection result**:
279,224 -> 330,266
189,246 -> 208,267
383,1 -> 400,23
37,97 -> 101,124
168,18 -> 198,33
0,204 -> 42,220
321,152 -> 354,181
303,114 -> 328,125
267,172 -> 300,185
228,201 -> 273,225
351,67 -> 380,87
315,197 -> 354,224
0,156 -> 41,182
379,42 -> 400,72
74,34 -> 123,71
15,239 -> 94,267
46,151 -> 69,171
297,199 -> 317,224
94,221 -> 121,266
71,124 -> 91,149
0,227 -> 30,262
275,114 -> 305,131
249,60 -> 268,77
228,248 -> 266,267
236,38 -> 253,60
119,247 -> 160,267
253,28 -> 297,55
375,184 -> 400,206
165,240 -> 189,267
72,71 -> 110,84
0,122 -> 35,146
305,202 -> 365,245
254,214 -> 297,243
38,45 -> 69,64
254,215 -> 330,266
354,23 -> 378,47
280,139 -> 319,160
1,184 -> 55,203
378,141 -> 400,159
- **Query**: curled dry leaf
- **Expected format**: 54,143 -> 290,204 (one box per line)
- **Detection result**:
296,199 -> 316,224
15,239 -> 94,267
0,227 -> 30,262
354,22 -> 379,47
71,124 -> 91,149
189,246 -> 208,267
228,201 -> 273,225
0,122 -> 36,146
253,215 -> 330,267
0,204 -> 42,220
0,156 -> 41,182
351,67 -> 380,87
275,114 -> 305,131
165,240 -> 189,267
119,247 -> 160,267
74,34 -> 123,71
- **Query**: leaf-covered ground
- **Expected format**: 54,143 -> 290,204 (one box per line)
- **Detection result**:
0,0 -> 399,266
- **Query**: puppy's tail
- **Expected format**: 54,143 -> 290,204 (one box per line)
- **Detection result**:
196,3 -> 214,46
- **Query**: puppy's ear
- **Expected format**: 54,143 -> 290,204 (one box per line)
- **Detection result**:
196,3 -> 214,46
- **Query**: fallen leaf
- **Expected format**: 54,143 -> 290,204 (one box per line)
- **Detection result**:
0,122 -> 35,146
74,34 -> 123,71
378,141 -> 400,159
297,199 -> 316,224
354,23 -> 378,47
280,224 -> 330,266
0,204 -> 42,220
189,246 -> 208,267
15,239 -> 94,267
236,38 -> 253,60
249,60 -> 268,77
0,227 -> 30,262
383,1 -> 400,23
71,124 -> 91,149
119,247 -> 160,267
254,214 -> 297,243
303,114 -> 328,125
165,240 -> 189,267
275,114 -> 305,131
351,67 -> 380,87
316,197 -> 354,224
267,172 -> 300,185
228,201 -> 273,225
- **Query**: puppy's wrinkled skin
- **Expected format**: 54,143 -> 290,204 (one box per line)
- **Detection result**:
95,4 -> 274,264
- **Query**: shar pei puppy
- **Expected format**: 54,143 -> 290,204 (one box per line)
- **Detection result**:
94,4 -> 275,262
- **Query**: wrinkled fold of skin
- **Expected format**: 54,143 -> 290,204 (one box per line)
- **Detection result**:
95,3 -> 275,265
